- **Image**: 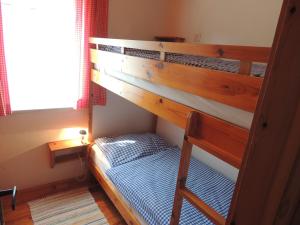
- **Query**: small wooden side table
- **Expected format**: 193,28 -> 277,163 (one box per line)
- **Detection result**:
48,139 -> 90,168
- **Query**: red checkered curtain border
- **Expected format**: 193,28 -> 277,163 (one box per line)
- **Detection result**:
76,0 -> 108,109
0,3 -> 11,116
76,0 -> 90,109
90,0 -> 108,105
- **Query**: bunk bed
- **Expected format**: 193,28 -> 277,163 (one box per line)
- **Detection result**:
87,38 -> 271,225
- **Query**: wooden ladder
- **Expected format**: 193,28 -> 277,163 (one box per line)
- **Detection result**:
170,111 -> 226,225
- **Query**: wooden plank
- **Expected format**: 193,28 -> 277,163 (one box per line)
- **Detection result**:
154,36 -> 185,42
91,50 -> 263,112
48,139 -> 89,152
274,151 -> 300,225
170,139 -> 193,225
180,188 -> 226,225
188,137 -> 242,169
185,110 -> 247,168
160,51 -> 165,61
227,0 -> 300,224
92,69 -> 187,129
90,37 -> 270,62
91,70 -> 249,168
239,61 -> 252,75
88,152 -> 141,225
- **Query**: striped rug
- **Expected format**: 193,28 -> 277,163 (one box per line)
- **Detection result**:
28,187 -> 109,225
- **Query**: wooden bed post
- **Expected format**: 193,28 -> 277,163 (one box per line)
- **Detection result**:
151,115 -> 158,133
239,61 -> 252,75
170,113 -> 194,225
227,0 -> 300,224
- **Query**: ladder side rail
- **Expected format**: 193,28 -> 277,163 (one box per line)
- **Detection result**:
170,139 -> 193,225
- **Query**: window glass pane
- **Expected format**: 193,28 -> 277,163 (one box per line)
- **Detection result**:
2,0 -> 80,111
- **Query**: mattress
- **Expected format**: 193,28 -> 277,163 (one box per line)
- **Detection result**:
100,45 -> 266,77
90,144 -> 148,225
106,148 -> 235,225
90,144 -> 112,172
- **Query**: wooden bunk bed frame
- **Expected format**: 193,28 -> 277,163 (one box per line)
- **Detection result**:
88,36 -> 267,224
87,0 -> 300,224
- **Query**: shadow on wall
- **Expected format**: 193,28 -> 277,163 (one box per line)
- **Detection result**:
0,144 -> 83,189
0,91 -> 155,189
92,91 -> 155,138
0,108 -> 88,189
0,108 -> 88,162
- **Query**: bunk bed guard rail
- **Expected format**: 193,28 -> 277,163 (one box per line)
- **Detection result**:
89,38 -> 270,113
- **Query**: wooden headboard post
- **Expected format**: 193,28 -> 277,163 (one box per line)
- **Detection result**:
227,0 -> 300,223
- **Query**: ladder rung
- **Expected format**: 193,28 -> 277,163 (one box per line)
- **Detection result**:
180,187 -> 226,225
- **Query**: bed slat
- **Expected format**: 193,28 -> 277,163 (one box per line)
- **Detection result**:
239,61 -> 253,75
90,37 -> 270,62
91,49 -> 263,112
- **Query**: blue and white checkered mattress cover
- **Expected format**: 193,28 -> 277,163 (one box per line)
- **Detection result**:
106,148 -> 235,225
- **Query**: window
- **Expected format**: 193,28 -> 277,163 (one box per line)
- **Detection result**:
2,0 -> 80,111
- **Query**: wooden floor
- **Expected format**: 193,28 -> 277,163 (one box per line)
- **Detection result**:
3,185 -> 126,225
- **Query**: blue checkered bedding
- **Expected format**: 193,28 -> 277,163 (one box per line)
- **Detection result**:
95,133 -> 170,167
106,147 -> 235,225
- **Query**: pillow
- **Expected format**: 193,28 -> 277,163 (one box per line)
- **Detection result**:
94,133 -> 170,167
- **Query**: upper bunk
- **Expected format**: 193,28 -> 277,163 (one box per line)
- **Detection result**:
89,38 -> 270,128
89,37 -> 271,168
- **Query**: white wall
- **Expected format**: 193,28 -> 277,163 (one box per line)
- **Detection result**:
108,0 -> 169,40
157,0 -> 283,181
165,0 -> 283,46
0,91 -> 155,190
0,108 -> 89,189
92,91 -> 154,138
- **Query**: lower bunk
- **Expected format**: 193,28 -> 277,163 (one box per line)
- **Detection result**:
88,134 -> 235,225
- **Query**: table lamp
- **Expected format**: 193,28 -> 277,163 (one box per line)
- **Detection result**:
79,129 -> 87,144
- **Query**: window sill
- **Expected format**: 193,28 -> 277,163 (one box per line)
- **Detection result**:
11,107 -> 81,115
